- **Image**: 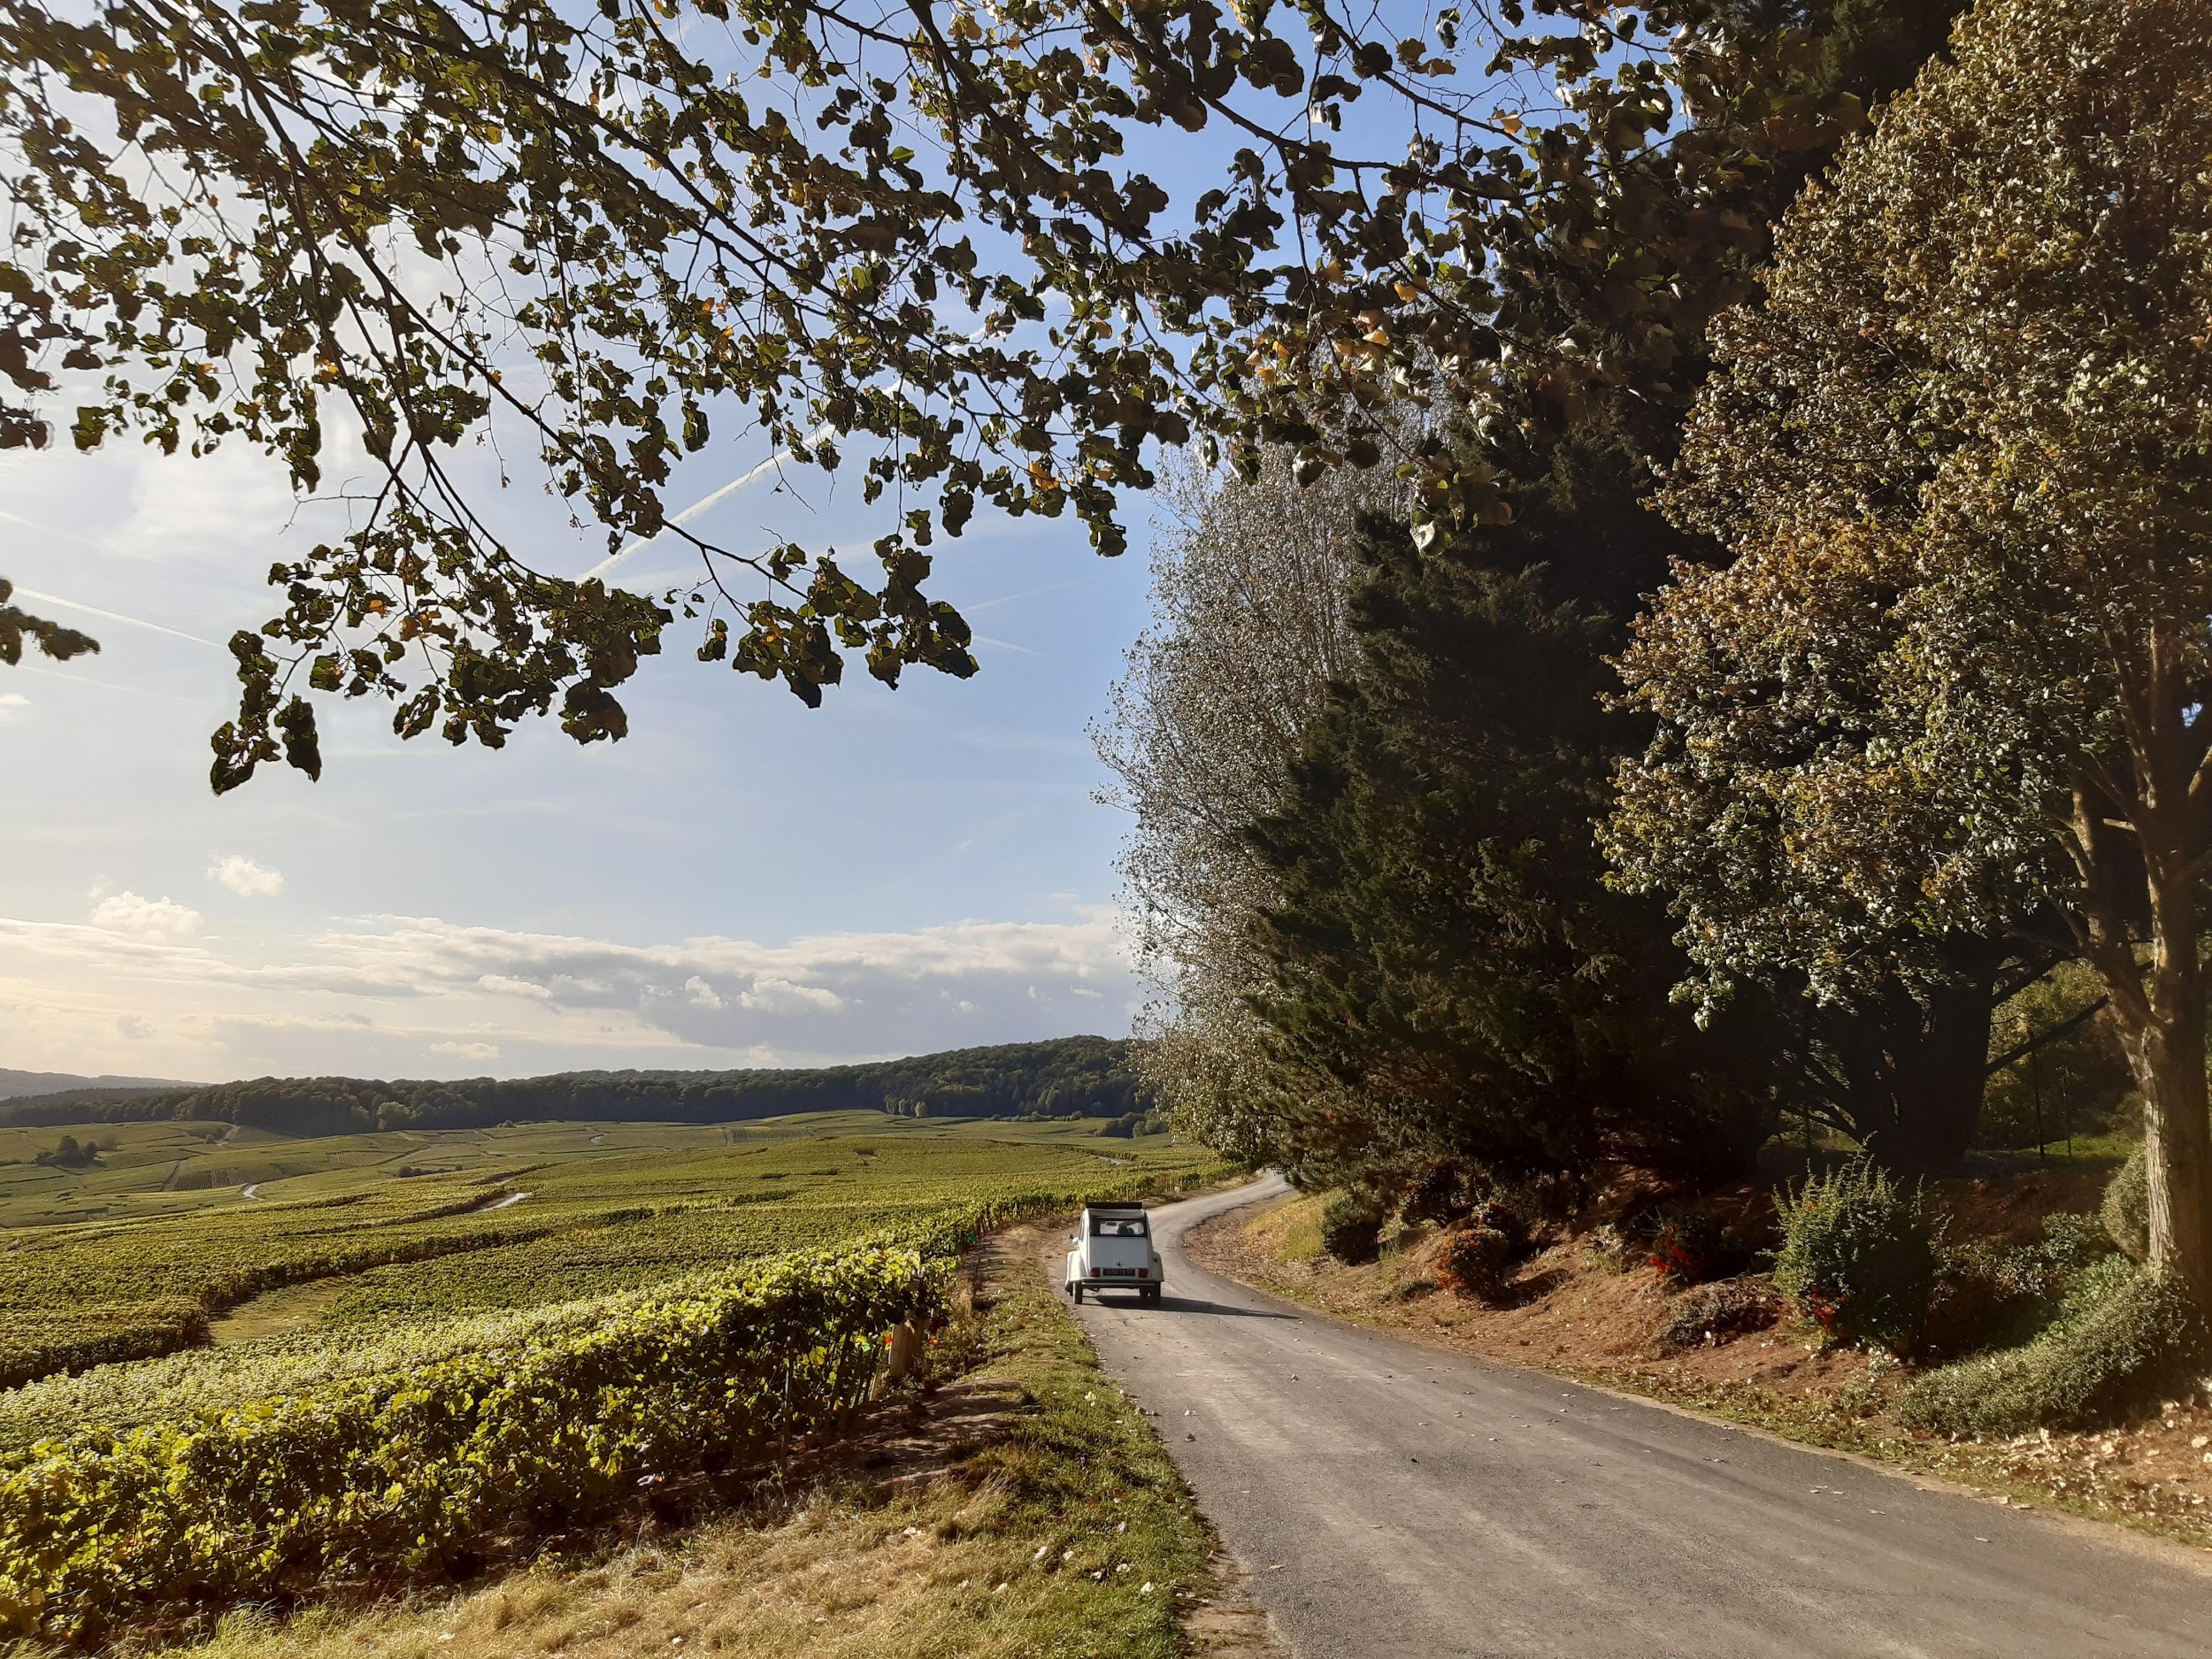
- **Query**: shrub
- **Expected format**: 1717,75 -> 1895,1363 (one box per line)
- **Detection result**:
2039,1210 -> 2117,1280
1901,1259 -> 2208,1435
1319,1193 -> 1387,1264
1584,1223 -> 1636,1273
1657,1279 -> 1783,1354
1435,1224 -> 1515,1302
1647,1209 -> 1723,1286
2102,1146 -> 2149,1263
1770,1158 -> 1933,1356
1926,1213 -> 2115,1356
1400,1164 -> 1477,1227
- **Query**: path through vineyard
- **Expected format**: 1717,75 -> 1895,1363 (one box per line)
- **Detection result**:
1072,1179 -> 2212,1658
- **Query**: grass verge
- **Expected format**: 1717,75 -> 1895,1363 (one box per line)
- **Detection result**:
93,1226 -> 1218,1659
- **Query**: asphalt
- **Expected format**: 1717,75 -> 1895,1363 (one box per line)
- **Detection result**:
1066,1177 -> 2212,1659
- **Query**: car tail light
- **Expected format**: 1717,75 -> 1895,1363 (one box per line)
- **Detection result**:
1138,1268 -> 1148,1278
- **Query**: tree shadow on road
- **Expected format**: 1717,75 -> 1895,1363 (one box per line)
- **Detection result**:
1086,1293 -> 1298,1320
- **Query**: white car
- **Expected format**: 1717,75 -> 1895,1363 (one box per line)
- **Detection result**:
1064,1202 -> 1164,1304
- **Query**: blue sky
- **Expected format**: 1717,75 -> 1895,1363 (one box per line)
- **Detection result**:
0,2 -> 1560,1085
0,418 -> 1159,1082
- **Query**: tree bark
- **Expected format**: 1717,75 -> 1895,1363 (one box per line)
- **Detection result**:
2125,980 -> 2212,1300
2067,622 -> 2212,1307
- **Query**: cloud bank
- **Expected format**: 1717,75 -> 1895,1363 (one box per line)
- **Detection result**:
0,906 -> 1138,1079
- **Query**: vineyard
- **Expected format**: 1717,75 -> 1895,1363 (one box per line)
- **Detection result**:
0,1114 -> 1224,1643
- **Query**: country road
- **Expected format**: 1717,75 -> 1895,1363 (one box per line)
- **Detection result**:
1068,1178 -> 2212,1658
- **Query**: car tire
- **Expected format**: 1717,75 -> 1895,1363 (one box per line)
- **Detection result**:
1072,1284 -> 1084,1304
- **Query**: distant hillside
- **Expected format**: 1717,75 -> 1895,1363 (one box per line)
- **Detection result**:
0,1037 -> 1150,1134
0,1068 -> 202,1102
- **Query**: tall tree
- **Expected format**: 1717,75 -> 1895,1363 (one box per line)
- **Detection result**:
1221,0 -> 1972,1188
1248,440 -> 1784,1189
1616,0 -> 2212,1293
1094,447 -> 1399,1169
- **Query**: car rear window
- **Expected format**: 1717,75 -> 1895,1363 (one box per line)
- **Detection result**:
1091,1216 -> 1149,1237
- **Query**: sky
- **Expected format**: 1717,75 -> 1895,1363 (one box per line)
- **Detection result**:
0,411 -> 1164,1084
0,3 -> 1554,1087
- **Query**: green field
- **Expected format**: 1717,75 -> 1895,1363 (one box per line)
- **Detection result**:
0,1112 -> 1221,1642
0,1112 -> 1210,1401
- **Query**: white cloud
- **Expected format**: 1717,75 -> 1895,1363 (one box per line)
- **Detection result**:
0,691 -> 28,724
90,890 -> 202,941
477,973 -> 554,1000
737,976 -> 841,1015
0,906 -> 1137,1076
116,1012 -> 152,1040
432,1040 -> 502,1061
208,855 -> 285,897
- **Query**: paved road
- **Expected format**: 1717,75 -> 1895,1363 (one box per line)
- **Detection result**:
1068,1178 -> 2212,1658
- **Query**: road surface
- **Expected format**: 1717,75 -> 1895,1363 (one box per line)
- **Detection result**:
1069,1178 -> 2212,1658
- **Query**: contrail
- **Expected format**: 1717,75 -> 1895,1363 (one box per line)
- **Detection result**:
12,587 -> 219,648
590,317 -> 1015,588
583,423 -> 835,584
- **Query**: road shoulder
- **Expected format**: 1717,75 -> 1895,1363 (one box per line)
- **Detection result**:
1187,1185 -> 2212,1568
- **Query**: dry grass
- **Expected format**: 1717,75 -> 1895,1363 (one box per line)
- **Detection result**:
158,1486 -> 1138,1659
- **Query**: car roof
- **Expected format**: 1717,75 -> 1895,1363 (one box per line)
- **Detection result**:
1083,1201 -> 1148,1212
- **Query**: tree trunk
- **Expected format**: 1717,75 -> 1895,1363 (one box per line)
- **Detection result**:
2117,887 -> 2212,1302
2127,999 -> 2212,1298
1879,971 -> 1999,1176
2068,629 -> 2212,1307
1812,964 -> 1998,1177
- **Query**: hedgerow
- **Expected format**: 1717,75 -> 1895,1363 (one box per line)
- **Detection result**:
0,1247 -> 943,1645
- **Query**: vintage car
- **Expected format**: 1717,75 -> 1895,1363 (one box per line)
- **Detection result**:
1064,1201 -> 1164,1304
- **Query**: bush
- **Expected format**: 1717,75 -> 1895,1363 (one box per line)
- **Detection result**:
1657,1279 -> 1783,1354
1400,1163 -> 1477,1227
1926,1212 -> 2116,1356
1319,1193 -> 1387,1264
1435,1224 -> 1515,1302
1647,1209 -> 1724,1286
1901,1259 -> 2208,1435
1770,1158 -> 1934,1356
2103,1146 -> 2149,1263
1584,1223 -> 1636,1273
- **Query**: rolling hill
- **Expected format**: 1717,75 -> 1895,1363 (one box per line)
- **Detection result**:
0,1036 -> 1150,1134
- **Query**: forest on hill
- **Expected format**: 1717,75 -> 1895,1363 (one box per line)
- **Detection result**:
0,1037 -> 1148,1136
0,1068 -> 201,1102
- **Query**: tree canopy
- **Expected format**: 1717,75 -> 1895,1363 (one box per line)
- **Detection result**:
4,0 -> 1890,787
1094,0 -> 1975,1194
